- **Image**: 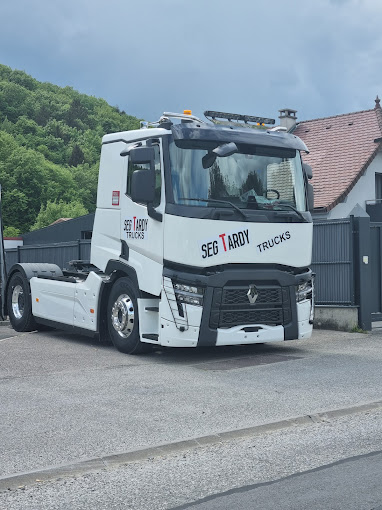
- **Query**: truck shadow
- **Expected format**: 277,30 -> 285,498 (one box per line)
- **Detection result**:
37,329 -> 310,365
148,342 -> 308,366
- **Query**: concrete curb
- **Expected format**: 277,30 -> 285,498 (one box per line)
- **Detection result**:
1,399 -> 381,492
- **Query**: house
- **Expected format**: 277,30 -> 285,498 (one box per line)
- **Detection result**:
279,100 -> 382,330
279,98 -> 382,220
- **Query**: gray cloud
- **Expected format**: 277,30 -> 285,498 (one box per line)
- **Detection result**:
0,0 -> 381,123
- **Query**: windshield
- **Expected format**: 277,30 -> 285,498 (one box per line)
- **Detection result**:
169,140 -> 306,212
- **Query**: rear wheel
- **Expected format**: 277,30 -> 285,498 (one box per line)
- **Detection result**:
7,272 -> 37,332
107,277 -> 151,354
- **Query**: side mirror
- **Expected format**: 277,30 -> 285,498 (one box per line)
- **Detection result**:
131,168 -> 155,204
303,162 -> 313,180
129,147 -> 155,165
307,183 -> 314,212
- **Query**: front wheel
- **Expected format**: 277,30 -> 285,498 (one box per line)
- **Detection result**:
7,272 -> 37,332
107,277 -> 151,354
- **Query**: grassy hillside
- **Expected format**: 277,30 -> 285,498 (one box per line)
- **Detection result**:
0,64 -> 140,234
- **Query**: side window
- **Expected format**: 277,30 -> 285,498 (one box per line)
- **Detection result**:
126,141 -> 162,207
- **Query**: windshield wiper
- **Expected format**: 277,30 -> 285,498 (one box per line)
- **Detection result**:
178,197 -> 248,220
271,203 -> 307,222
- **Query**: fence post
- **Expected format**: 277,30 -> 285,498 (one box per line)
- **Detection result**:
77,239 -> 81,260
352,210 -> 372,330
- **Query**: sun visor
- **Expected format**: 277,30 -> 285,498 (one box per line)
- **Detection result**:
171,123 -> 309,153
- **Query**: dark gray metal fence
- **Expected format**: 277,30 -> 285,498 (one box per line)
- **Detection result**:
312,218 -> 354,305
5,240 -> 91,272
370,222 -> 382,321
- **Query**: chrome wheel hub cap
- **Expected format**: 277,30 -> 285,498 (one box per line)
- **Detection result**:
111,294 -> 134,338
12,285 -> 24,320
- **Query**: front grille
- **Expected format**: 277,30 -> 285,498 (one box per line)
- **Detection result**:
220,309 -> 283,327
210,284 -> 291,329
222,287 -> 282,306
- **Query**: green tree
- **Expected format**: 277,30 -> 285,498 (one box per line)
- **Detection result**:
2,189 -> 30,233
3,226 -> 21,237
66,98 -> 89,129
0,81 -> 30,122
68,144 -> 85,167
9,69 -> 38,91
0,131 -> 18,160
31,200 -> 88,230
71,163 -> 99,212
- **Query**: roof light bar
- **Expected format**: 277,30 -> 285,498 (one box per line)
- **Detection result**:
204,110 -> 275,127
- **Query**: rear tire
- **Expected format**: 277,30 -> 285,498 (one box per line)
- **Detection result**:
7,272 -> 37,332
107,277 -> 151,354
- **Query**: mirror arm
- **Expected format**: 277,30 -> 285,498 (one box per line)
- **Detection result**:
120,142 -> 142,157
147,203 -> 163,222
307,183 -> 314,212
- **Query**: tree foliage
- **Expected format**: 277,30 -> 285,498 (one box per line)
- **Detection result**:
0,63 -> 140,234
31,200 -> 89,231
3,226 -> 21,237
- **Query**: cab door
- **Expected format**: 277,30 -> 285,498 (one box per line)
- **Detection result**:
119,138 -> 165,296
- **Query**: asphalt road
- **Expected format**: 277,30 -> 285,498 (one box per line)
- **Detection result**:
171,450 -> 382,510
0,326 -> 382,508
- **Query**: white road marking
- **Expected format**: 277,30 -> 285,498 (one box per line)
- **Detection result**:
0,335 -> 21,342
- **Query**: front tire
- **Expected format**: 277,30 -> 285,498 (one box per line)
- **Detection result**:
107,277 -> 151,354
7,272 -> 37,332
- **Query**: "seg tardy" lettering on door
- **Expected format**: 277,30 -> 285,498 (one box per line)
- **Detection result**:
124,217 -> 148,240
199,229 -> 250,259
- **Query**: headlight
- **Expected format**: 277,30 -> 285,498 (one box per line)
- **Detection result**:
296,281 -> 313,303
173,282 -> 204,306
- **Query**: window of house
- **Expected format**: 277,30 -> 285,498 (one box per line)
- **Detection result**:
126,142 -> 161,208
376,173 -> 382,201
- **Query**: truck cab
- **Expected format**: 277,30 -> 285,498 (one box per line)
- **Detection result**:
6,110 -> 314,354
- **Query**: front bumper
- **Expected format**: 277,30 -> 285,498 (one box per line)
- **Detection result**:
160,263 -> 313,347
216,324 -> 284,346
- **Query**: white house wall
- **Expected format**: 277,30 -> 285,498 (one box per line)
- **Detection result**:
4,238 -> 23,249
327,150 -> 382,219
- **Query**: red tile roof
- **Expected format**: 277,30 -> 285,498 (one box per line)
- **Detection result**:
293,103 -> 382,211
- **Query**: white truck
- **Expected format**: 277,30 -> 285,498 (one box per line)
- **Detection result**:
4,110 -> 314,354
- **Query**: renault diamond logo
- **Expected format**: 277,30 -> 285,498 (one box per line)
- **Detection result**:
247,284 -> 258,304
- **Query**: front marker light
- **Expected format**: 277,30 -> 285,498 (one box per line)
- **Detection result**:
296,278 -> 315,324
296,281 -> 313,302
173,283 -> 199,294
173,282 -> 204,307
309,277 -> 315,324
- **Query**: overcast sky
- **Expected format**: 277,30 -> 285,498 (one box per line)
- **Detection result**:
0,0 -> 381,124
